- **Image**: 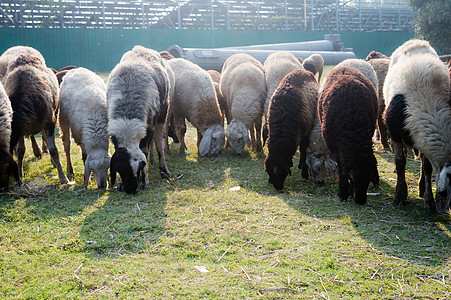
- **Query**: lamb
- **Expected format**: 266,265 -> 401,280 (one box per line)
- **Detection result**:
220,53 -> 266,155
207,69 -> 230,126
368,58 -> 391,149
0,81 -> 19,189
262,51 -> 303,145
365,51 -> 389,61
167,58 -> 225,157
0,46 -> 45,81
59,67 -> 110,188
3,54 -> 69,184
319,66 -> 379,204
107,45 -> 170,194
302,53 -> 324,82
264,69 -> 319,190
383,40 -> 451,213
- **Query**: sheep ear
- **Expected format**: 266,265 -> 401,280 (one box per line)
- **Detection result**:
199,128 -> 213,156
242,127 -> 251,148
84,160 -> 91,187
110,153 -> 117,185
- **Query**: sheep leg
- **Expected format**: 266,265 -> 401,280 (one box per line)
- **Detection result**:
253,118 -> 263,153
42,125 -> 69,184
377,110 -> 390,149
30,135 -> 42,158
299,138 -> 309,180
59,118 -> 74,179
16,136 -> 26,179
154,123 -> 170,179
174,115 -> 187,156
420,155 -> 435,211
164,108 -> 172,155
392,141 -> 407,206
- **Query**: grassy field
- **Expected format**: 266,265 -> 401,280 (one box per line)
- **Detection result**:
1,68 -> 450,299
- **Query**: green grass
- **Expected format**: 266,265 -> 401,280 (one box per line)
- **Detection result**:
1,68 -> 450,299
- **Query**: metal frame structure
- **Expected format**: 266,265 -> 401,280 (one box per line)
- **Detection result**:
0,0 -> 414,32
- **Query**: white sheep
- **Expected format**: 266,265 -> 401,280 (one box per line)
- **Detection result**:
220,53 -> 267,155
383,40 -> 451,213
167,58 -> 225,157
302,53 -> 324,82
262,51 -> 303,144
0,81 -> 19,188
59,67 -> 110,188
107,46 -> 171,194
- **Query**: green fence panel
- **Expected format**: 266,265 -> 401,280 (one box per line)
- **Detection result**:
0,28 -> 414,71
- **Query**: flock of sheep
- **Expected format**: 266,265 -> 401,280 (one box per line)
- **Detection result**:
0,39 -> 450,214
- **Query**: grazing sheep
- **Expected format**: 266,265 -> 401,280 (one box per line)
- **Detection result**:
365,51 -> 389,61
207,69 -> 230,126
3,54 -> 69,184
305,59 -> 378,186
167,58 -> 225,157
384,40 -> 450,213
220,53 -> 266,155
0,46 -> 48,157
264,69 -> 319,190
107,46 -> 170,194
0,81 -> 19,189
302,54 -> 324,82
0,46 -> 45,80
368,58 -> 391,149
262,51 -> 303,145
59,67 -> 110,188
306,117 -> 339,184
319,66 -> 379,204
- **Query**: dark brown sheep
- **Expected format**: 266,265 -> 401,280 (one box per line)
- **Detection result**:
319,66 -> 379,204
3,54 -> 68,184
265,69 -> 319,190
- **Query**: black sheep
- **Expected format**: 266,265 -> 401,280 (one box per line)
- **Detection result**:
265,69 -> 319,190
318,66 -> 379,204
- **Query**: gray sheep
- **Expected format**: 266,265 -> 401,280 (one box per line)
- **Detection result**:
107,46 -> 170,194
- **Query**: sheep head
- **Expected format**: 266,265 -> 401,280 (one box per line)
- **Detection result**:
85,149 -> 111,189
226,121 -> 250,156
110,143 -> 147,194
265,155 -> 292,190
349,158 -> 379,205
436,161 -> 451,214
199,124 -> 225,157
0,150 -> 20,190
306,148 -> 338,185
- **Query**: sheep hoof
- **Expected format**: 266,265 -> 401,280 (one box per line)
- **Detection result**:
160,168 -> 170,180
117,182 -> 124,192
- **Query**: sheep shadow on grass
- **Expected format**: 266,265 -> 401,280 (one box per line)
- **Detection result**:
279,148 -> 451,267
